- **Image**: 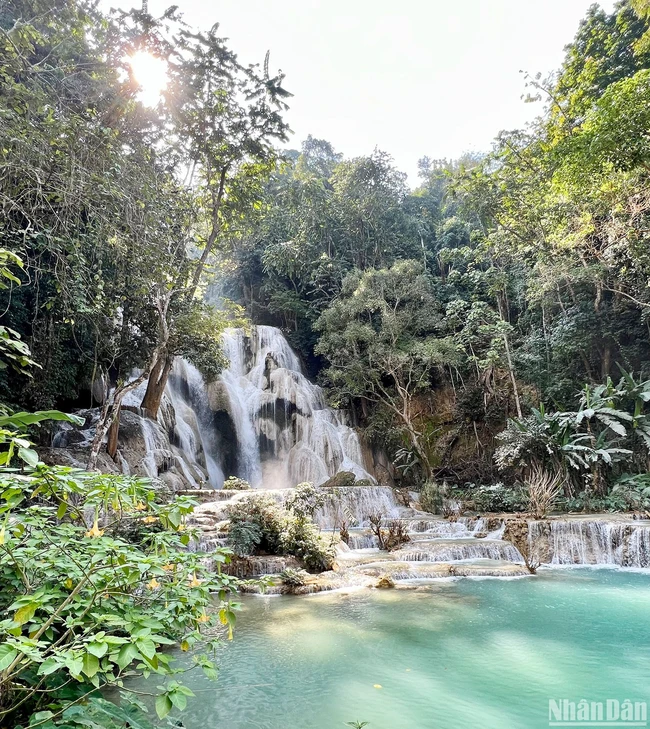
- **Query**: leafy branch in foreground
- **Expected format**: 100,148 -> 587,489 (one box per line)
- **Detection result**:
0,464 -> 240,728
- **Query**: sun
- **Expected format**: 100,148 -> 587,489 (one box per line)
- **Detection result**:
129,50 -> 168,106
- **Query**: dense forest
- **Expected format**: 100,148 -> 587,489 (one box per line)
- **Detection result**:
5,0 -> 650,500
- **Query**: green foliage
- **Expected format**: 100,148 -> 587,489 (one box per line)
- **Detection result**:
457,482 -> 527,513
226,491 -> 335,572
0,460 -> 239,728
316,260 -> 455,479
0,0 -> 286,416
284,482 -> 326,519
222,476 -> 252,491
495,373 -> 650,496
279,567 -> 309,587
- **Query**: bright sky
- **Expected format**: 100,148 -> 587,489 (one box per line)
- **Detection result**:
119,0 -> 617,183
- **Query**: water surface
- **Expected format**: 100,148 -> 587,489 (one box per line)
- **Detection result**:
134,569 -> 650,728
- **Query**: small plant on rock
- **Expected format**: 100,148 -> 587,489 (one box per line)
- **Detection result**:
526,464 -> 562,518
223,476 -> 252,490
366,513 -> 410,551
280,567 -> 310,587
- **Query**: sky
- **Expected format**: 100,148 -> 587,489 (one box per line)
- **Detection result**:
117,0 -> 617,183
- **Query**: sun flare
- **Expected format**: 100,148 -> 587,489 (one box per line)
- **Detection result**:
129,50 -> 168,106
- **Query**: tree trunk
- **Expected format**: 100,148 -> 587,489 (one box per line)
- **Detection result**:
87,371 -> 149,471
502,332 -> 523,419
106,404 -> 120,460
140,350 -> 175,419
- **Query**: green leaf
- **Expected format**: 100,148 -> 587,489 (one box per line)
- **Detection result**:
18,447 -> 39,467
82,652 -> 100,678
37,657 -> 60,676
136,638 -> 156,660
115,643 -> 140,670
14,603 -> 37,625
87,641 -> 108,658
169,691 -> 188,711
155,694 -> 173,719
0,644 -> 18,670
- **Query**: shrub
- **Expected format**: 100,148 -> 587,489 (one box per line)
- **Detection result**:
0,465 -> 239,729
285,482 -> 325,519
226,495 -> 285,556
279,568 -> 309,587
462,482 -> 527,513
228,520 -> 263,556
281,517 -> 335,571
226,492 -> 335,572
366,513 -> 410,551
222,476 -> 252,490
526,464 -> 562,518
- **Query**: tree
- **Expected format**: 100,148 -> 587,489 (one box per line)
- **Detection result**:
316,261 -> 456,480
137,22 -> 291,418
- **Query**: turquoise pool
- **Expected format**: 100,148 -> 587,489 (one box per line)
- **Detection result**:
132,569 -> 650,728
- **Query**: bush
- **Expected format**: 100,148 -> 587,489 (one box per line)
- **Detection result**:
279,568 -> 309,587
226,495 -> 285,556
226,492 -> 335,572
228,520 -> 263,556
460,482 -> 527,513
285,482 -> 326,519
366,513 -> 410,551
0,465 -> 239,729
222,476 -> 252,490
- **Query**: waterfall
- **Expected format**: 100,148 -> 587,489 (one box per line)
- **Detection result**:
166,359 -> 224,487
213,326 -> 373,489
393,539 -> 523,563
314,485 -> 400,528
527,519 -> 650,567
97,325 -> 373,491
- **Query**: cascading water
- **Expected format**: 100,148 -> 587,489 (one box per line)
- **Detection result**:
109,325 -> 374,492
166,359 -> 224,487
213,326 -> 373,489
527,518 -> 650,568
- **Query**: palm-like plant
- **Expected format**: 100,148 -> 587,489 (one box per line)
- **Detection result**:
495,371 -> 650,499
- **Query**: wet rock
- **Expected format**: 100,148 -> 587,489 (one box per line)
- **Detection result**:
375,575 -> 396,589
321,471 -> 357,489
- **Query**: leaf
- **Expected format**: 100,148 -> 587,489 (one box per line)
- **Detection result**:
115,643 -> 140,670
155,694 -> 173,720
18,447 -> 39,467
169,691 -> 187,711
82,652 -> 100,678
0,644 -> 18,670
136,638 -> 156,660
595,413 -> 627,437
14,603 -> 37,625
87,641 -> 108,658
37,657 -> 60,676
